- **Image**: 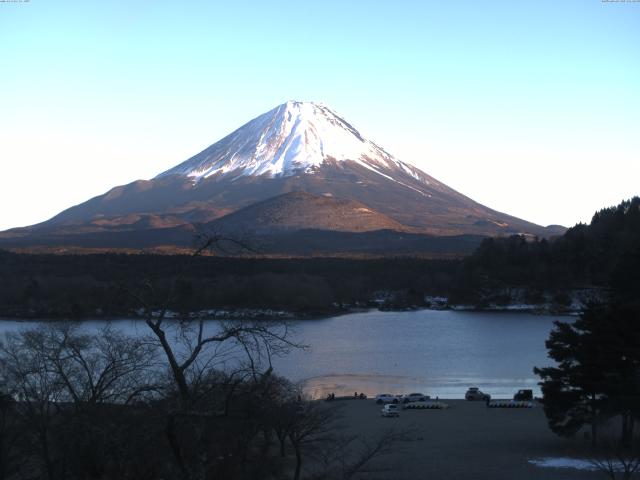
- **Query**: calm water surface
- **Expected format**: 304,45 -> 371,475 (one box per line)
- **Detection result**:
0,309 -> 562,399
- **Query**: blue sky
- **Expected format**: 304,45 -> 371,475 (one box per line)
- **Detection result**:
1,0 -> 638,230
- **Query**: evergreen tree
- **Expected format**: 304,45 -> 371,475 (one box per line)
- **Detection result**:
535,288 -> 640,446
534,303 -> 612,446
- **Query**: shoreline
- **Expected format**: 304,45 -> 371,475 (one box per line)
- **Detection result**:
0,303 -> 581,322
300,372 -> 544,401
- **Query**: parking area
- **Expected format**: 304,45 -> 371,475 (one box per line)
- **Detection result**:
327,399 -> 601,480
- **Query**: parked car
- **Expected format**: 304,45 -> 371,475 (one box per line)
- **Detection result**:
465,387 -> 491,401
513,389 -> 533,401
381,404 -> 400,417
402,392 -> 430,403
375,394 -> 400,404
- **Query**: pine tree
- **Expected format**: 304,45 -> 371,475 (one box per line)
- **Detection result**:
535,298 -> 640,447
534,303 -> 611,445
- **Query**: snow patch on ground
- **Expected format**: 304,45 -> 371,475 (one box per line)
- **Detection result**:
528,456 -> 629,471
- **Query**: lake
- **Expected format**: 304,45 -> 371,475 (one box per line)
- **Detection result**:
0,309 -> 563,399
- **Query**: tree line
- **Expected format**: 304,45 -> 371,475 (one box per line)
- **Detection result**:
1,197 -> 638,319
0,253 -> 458,318
531,198 -> 640,474
450,196 -> 640,305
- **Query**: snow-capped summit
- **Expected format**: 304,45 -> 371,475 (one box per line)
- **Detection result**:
156,101 -> 427,185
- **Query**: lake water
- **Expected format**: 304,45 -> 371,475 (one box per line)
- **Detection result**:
0,309 -> 563,399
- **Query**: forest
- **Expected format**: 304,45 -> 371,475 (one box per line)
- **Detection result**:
0,253 -> 458,318
450,196 -> 640,305
0,197 -> 638,319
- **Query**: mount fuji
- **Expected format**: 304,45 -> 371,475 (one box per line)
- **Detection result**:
0,101 -> 564,254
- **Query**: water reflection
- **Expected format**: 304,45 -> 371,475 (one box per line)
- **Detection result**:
274,309 -> 560,399
0,309 -> 561,399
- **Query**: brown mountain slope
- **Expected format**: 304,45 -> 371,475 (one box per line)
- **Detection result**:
24,159 -> 560,238
210,191 -> 411,234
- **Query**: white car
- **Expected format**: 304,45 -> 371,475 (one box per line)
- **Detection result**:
375,394 -> 400,405
381,404 -> 400,417
402,392 -> 430,403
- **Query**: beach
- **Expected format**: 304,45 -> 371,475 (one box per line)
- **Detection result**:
323,399 -> 601,480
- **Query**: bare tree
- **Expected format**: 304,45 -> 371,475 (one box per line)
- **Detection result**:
338,429 -> 408,480
0,324 -> 161,480
590,427 -> 640,480
37,323 -> 160,407
287,401 -> 343,480
120,233 -> 305,480
310,429 -> 409,480
0,391 -> 24,480
1,330 -> 67,480
127,234 -> 302,409
262,378 -> 303,459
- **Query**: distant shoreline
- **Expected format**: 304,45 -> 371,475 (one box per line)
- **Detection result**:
0,301 -> 583,322
0,302 -> 583,322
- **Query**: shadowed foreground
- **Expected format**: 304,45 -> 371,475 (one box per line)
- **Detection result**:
328,399 -> 601,480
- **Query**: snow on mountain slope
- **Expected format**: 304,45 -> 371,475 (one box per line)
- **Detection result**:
156,101 -> 430,190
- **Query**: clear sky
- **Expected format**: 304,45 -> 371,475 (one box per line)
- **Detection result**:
1,0 -> 638,230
